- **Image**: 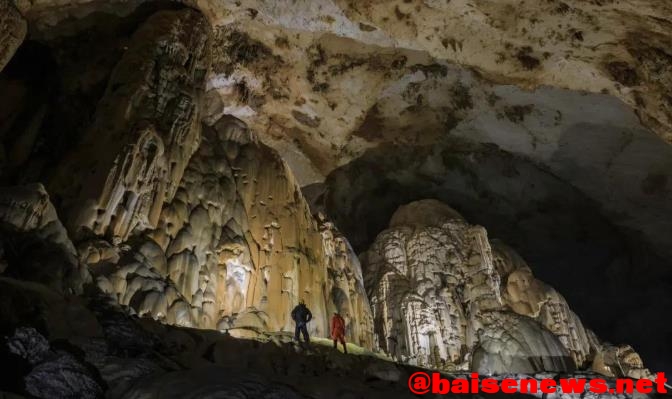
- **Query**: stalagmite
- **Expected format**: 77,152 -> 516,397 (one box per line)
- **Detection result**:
361,199 -> 652,378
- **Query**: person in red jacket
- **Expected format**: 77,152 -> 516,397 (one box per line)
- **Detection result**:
330,311 -> 347,353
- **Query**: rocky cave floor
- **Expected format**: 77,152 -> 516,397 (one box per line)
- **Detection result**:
0,284 -> 463,399
0,284 -> 664,399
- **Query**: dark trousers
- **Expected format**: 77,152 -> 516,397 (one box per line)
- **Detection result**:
333,336 -> 347,353
294,322 -> 309,343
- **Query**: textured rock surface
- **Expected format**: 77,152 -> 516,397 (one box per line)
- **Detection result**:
0,0 -> 25,71
120,367 -> 306,399
321,139 -> 672,375
92,116 -> 373,345
361,200 -> 650,378
2,294 -> 657,399
0,4 -> 373,345
0,1 -> 376,360
48,8 -> 211,242
7,327 -> 104,399
0,0 -> 669,388
17,0 -> 672,146
0,184 -> 90,293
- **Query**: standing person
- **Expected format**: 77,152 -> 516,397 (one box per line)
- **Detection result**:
331,311 -> 347,353
291,299 -> 312,344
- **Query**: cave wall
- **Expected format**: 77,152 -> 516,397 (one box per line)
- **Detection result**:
46,7 -> 211,241
0,184 -> 90,295
91,116 -> 373,345
0,0 -> 669,380
0,2 -> 190,187
0,5 -> 373,347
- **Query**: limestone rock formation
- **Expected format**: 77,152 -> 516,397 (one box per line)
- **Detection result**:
48,8 -> 211,242
91,116 -> 373,346
0,0 -> 669,390
361,199 -> 651,378
17,0 -> 672,152
0,0 -> 669,369
0,4 -> 373,347
320,137 -> 672,375
471,311 -> 574,375
492,242 -> 595,369
0,183 -> 90,293
0,0 -> 25,72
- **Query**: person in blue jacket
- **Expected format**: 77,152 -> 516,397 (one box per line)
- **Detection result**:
291,299 -> 312,344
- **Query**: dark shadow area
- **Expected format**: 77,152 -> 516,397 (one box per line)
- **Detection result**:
0,1 -> 189,187
321,140 -> 672,375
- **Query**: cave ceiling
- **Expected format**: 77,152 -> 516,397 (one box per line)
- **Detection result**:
7,0 -> 672,259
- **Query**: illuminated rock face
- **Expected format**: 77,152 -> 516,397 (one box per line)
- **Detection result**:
0,6 -> 373,346
89,115 -> 373,345
361,199 -> 649,377
48,8 -> 211,242
491,242 -> 596,370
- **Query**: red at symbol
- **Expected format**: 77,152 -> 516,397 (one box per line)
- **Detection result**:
408,371 -> 431,394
